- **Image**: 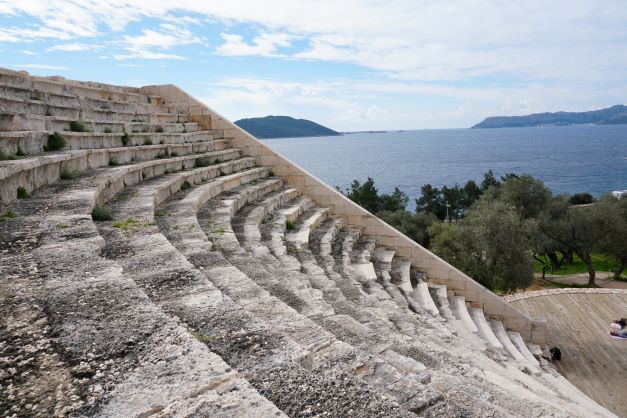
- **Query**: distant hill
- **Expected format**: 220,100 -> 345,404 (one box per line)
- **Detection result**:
472,105 -> 627,128
234,115 -> 340,139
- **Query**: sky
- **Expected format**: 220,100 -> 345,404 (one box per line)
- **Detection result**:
0,0 -> 626,131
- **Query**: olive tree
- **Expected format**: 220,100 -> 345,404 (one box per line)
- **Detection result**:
429,200 -> 535,292
539,195 -> 614,286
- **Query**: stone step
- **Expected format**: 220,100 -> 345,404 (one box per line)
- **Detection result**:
0,165 -> 283,416
0,81 -> 81,107
261,196 -> 314,269
369,247 -> 413,309
507,331 -> 540,366
0,94 -> 180,124
0,130 -> 223,156
0,95 -> 80,119
410,280 -> 441,317
427,283 -> 456,320
372,246 -> 396,276
309,216 -> 346,262
491,320 -> 528,363
233,187 -> 300,257
285,207 -> 330,251
0,69 -> 164,105
0,148 -> 244,206
391,257 -> 413,295
448,293 -> 479,333
0,112 -> 198,134
527,342 -> 543,357
469,307 -> 504,349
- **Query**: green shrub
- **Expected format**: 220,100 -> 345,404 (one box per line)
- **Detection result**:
267,170 -> 275,177
0,150 -> 15,160
44,132 -> 67,151
109,158 -> 119,166
195,157 -> 212,167
60,166 -> 78,180
285,220 -> 296,230
181,180 -> 192,190
45,109 -> 51,116
143,139 -> 153,146
170,152 -> 178,157
156,152 -> 168,159
17,187 -> 30,199
104,127 -> 112,134
155,126 -> 164,133
142,127 -> 149,133
69,120 -> 86,132
15,146 -> 25,157
121,132 -> 131,147
30,95 -> 42,101
91,206 -> 114,221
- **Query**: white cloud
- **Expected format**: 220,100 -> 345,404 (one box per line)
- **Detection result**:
49,43 -> 93,52
12,64 -> 70,70
1,1 -> 625,83
114,23 -> 205,60
217,32 -> 292,57
21,49 -> 36,55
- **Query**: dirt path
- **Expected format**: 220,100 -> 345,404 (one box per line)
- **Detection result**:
538,272 -> 627,289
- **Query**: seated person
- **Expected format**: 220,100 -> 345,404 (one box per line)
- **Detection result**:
610,318 -> 627,338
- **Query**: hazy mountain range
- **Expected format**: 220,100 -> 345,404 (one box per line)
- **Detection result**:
472,105 -> 627,128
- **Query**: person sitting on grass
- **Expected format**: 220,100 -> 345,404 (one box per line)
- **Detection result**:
610,318 -> 627,338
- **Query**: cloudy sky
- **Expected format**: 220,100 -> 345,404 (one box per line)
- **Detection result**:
1,1 -> 626,130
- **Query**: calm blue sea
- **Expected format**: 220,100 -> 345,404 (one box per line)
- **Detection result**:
263,125 -> 627,210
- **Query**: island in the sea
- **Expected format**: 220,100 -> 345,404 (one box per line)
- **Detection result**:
234,115 -> 340,139
472,104 -> 627,128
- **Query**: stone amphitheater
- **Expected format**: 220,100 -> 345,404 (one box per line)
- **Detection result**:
0,67 -> 617,417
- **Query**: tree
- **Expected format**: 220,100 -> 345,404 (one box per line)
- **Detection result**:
429,200 -> 535,292
596,196 -> 627,280
341,178 -> 409,214
491,174 -> 552,219
481,169 -> 500,191
570,193 -> 595,205
415,184 -> 444,218
539,195 -> 614,286
379,186 -> 409,212
462,180 -> 482,209
379,210 -> 437,247
342,177 -> 380,213
416,180 -> 483,221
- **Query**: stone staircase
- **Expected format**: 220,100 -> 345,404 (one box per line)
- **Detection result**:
0,68 -> 615,417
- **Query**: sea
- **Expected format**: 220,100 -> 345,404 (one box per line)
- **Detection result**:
263,125 -> 627,210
